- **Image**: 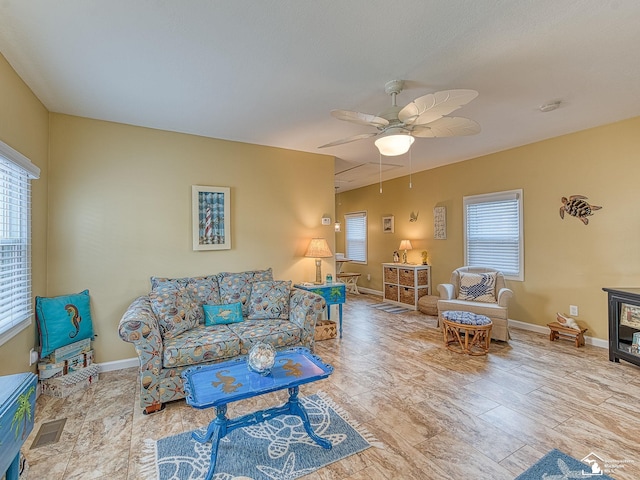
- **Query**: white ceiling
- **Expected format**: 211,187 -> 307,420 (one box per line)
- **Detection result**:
1,1 -> 639,192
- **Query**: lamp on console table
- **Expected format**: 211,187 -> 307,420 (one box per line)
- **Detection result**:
399,239 -> 413,264
305,238 -> 333,284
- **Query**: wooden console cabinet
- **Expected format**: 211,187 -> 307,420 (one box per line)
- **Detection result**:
382,263 -> 431,310
603,287 -> 640,367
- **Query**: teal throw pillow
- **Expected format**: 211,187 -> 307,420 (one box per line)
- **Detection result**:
204,303 -> 244,326
36,289 -> 94,358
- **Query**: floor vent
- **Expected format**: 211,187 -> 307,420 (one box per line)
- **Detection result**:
30,418 -> 66,449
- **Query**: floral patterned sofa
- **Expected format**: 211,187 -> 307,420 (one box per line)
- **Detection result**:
118,269 -> 325,414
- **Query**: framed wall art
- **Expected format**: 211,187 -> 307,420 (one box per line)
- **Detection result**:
434,206 -> 446,240
192,185 -> 231,250
382,215 -> 394,233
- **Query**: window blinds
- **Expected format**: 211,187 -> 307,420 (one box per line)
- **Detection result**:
345,212 -> 367,263
464,190 -> 523,280
0,142 -> 39,344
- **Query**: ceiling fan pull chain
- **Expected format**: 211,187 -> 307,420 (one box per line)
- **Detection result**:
379,152 -> 383,194
409,149 -> 413,189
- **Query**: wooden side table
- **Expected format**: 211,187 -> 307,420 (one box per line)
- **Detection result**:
294,283 -> 346,338
0,372 -> 37,480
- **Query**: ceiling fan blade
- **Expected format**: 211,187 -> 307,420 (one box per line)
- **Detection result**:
399,89 -> 478,126
318,132 -> 379,148
331,109 -> 389,128
409,117 -> 481,138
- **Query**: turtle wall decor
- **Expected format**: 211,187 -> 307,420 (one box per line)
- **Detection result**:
559,195 -> 602,225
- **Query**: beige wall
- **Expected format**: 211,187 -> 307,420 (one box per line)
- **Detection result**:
0,53 -> 49,374
48,114 -> 335,363
337,116 -> 640,340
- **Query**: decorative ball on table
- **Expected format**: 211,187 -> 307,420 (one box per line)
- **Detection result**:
247,342 -> 276,375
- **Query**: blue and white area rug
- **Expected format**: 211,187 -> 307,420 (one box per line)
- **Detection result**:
369,302 -> 411,314
142,392 -> 380,480
516,449 -> 616,479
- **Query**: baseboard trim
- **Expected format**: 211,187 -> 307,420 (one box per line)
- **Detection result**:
356,287 -> 382,296
97,357 -> 138,373
509,319 -> 607,349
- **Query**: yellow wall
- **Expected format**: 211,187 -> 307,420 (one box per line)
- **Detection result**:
0,53 -> 49,374
48,114 -> 335,363
337,116 -> 640,340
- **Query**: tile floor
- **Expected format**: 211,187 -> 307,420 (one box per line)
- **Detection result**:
23,293 -> 640,479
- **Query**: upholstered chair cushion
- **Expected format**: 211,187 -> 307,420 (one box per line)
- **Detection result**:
457,272 -> 497,303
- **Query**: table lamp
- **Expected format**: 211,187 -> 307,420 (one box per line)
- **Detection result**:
399,239 -> 413,264
305,238 -> 333,284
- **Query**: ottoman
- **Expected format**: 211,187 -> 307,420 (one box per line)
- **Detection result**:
418,295 -> 439,315
441,311 -> 493,355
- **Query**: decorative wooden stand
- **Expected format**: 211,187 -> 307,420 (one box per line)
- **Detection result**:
442,319 -> 493,355
547,322 -> 587,348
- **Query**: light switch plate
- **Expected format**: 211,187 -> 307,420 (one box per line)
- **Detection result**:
321,217 -> 331,225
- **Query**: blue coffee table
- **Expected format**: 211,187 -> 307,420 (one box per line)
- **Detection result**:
182,347 -> 334,480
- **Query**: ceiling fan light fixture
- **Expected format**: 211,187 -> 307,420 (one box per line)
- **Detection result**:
374,132 -> 415,156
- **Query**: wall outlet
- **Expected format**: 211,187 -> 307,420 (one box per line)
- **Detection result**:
29,348 -> 38,366
367,274 -> 371,281
569,305 -> 578,316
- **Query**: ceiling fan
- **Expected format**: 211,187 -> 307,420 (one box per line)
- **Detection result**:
319,80 -> 480,156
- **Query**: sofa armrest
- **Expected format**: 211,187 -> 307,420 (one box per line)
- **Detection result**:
118,295 -> 163,376
437,283 -> 455,300
289,288 -> 326,350
497,288 -> 514,307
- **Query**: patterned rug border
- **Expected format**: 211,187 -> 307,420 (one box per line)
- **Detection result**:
369,302 -> 411,314
140,391 -> 382,480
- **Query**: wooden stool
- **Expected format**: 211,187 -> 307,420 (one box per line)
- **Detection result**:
441,311 -> 493,355
547,322 -> 587,347
336,273 -> 360,294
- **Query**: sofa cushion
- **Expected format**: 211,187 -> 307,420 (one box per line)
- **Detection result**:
457,272 -> 497,303
228,319 -> 302,354
149,283 -> 202,339
250,268 -> 274,282
36,289 -> 95,358
217,272 -> 254,315
438,298 -> 508,319
151,275 -> 220,305
203,303 -> 243,325
163,324 -> 241,368
247,280 -> 292,320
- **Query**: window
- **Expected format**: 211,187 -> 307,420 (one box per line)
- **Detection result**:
463,189 -> 523,281
344,211 -> 367,264
0,141 -> 40,346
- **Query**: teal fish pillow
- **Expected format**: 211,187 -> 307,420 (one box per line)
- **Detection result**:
203,303 -> 244,326
36,290 -> 94,358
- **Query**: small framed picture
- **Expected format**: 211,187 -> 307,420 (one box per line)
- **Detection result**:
192,185 -> 231,250
382,215 -> 394,233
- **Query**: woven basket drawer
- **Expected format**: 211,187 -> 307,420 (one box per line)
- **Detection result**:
417,269 -> 429,286
384,284 -> 398,301
416,288 -> 429,301
399,287 -> 415,305
399,268 -> 414,286
384,267 -> 398,283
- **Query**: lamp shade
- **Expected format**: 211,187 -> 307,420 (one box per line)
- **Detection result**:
305,238 -> 332,258
374,132 -> 415,156
399,240 -> 413,251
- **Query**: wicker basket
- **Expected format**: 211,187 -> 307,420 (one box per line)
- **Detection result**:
314,320 -> 337,341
